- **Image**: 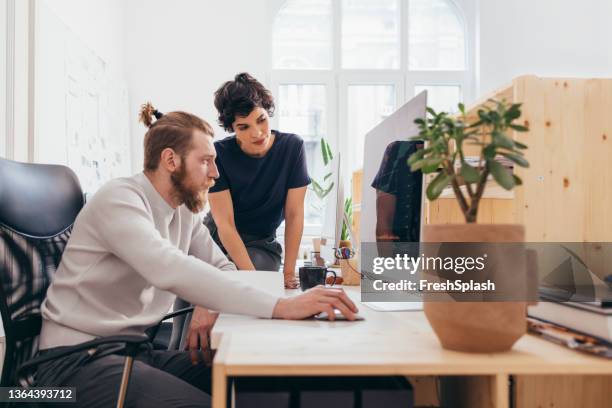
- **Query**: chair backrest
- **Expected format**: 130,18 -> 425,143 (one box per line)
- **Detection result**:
0,157 -> 84,386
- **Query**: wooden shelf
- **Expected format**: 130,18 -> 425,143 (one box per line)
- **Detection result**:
438,183 -> 514,200
429,75 -> 612,243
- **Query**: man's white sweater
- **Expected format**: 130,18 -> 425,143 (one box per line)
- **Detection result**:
40,172 -> 279,350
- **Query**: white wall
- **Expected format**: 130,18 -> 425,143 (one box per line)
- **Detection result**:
34,0 -> 127,165
39,0 -> 126,79
0,0 -> 6,158
478,0 -> 612,95
125,0 -> 612,171
125,0 -> 281,172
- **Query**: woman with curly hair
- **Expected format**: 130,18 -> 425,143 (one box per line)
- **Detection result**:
205,73 -> 310,288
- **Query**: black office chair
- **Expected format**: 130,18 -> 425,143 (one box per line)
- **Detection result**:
0,157 -> 193,407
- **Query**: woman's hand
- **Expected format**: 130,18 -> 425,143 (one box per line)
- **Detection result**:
185,306 -> 219,365
284,275 -> 299,289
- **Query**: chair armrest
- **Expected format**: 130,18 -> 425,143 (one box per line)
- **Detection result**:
161,306 -> 194,321
18,334 -> 150,377
146,306 -> 195,342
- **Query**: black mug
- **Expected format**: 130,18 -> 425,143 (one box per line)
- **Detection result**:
299,266 -> 337,291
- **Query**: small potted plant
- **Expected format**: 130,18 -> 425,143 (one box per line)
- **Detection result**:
408,99 -> 532,352
310,138 -> 335,255
339,196 -> 361,285
338,196 -> 353,249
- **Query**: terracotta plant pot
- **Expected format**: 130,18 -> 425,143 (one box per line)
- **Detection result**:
422,224 -> 531,353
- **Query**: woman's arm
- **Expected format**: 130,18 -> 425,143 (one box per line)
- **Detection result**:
208,190 -> 256,270
283,186 -> 307,288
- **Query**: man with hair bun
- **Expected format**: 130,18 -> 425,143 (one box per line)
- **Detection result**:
35,103 -> 358,407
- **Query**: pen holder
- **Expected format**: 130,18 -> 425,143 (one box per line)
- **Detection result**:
340,258 -> 360,286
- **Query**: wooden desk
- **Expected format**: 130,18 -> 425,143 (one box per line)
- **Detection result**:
211,287 -> 612,408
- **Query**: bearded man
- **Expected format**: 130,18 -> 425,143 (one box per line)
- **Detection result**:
35,103 -> 357,407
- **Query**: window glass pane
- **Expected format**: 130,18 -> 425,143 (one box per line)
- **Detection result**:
347,85 -> 396,173
341,0 -> 399,69
409,0 -> 466,70
278,84 -> 327,226
415,85 -> 462,114
273,0 -> 332,69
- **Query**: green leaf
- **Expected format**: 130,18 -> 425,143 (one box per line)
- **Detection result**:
426,172 -> 451,200
311,180 -> 324,196
407,148 -> 426,165
321,139 -> 330,166
489,160 -> 515,190
499,151 -> 530,168
411,157 -> 444,173
489,110 -> 501,122
492,131 -> 515,149
477,109 -> 489,123
483,145 -> 496,159
410,159 -> 426,171
514,140 -> 528,149
513,175 -> 523,186
505,104 -> 522,121
460,162 -> 480,183
325,139 -> 334,161
323,172 -> 333,181
458,103 -> 466,114
422,157 -> 445,173
509,124 -> 529,132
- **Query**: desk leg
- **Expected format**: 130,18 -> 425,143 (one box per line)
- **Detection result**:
212,363 -> 227,408
493,374 -> 509,408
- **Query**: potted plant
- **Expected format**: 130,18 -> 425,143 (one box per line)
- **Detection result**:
339,196 -> 353,249
338,196 -> 361,285
310,138 -> 335,254
311,138 -> 335,202
408,99 -> 532,352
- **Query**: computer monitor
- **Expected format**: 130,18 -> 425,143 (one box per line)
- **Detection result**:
355,91 -> 428,309
359,90 -> 428,262
319,155 -> 343,266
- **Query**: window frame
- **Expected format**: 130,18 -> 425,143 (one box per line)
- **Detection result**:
271,0 -> 475,241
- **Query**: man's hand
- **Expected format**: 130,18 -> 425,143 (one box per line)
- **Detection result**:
284,275 -> 299,289
272,286 -> 359,320
185,306 -> 219,365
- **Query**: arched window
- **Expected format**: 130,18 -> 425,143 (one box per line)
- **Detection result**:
272,0 -> 474,231
408,0 -> 466,70
272,0 -> 332,69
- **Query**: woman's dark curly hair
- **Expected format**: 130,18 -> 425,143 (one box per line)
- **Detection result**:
214,72 -> 275,132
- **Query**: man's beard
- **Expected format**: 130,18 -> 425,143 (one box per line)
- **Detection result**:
170,162 -> 214,213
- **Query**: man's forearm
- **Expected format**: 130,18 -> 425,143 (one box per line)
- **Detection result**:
283,214 -> 303,278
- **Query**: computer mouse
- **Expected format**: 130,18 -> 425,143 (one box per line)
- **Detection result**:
314,309 -> 364,321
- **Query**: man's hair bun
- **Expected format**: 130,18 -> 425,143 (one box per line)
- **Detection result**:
139,102 -> 163,128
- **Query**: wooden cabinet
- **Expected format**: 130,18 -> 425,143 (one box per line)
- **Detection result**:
427,75 -> 612,244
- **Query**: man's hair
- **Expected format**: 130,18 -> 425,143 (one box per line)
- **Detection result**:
139,102 -> 214,171
214,72 -> 275,132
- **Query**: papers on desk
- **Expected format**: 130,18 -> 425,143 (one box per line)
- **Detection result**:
362,302 -> 423,312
